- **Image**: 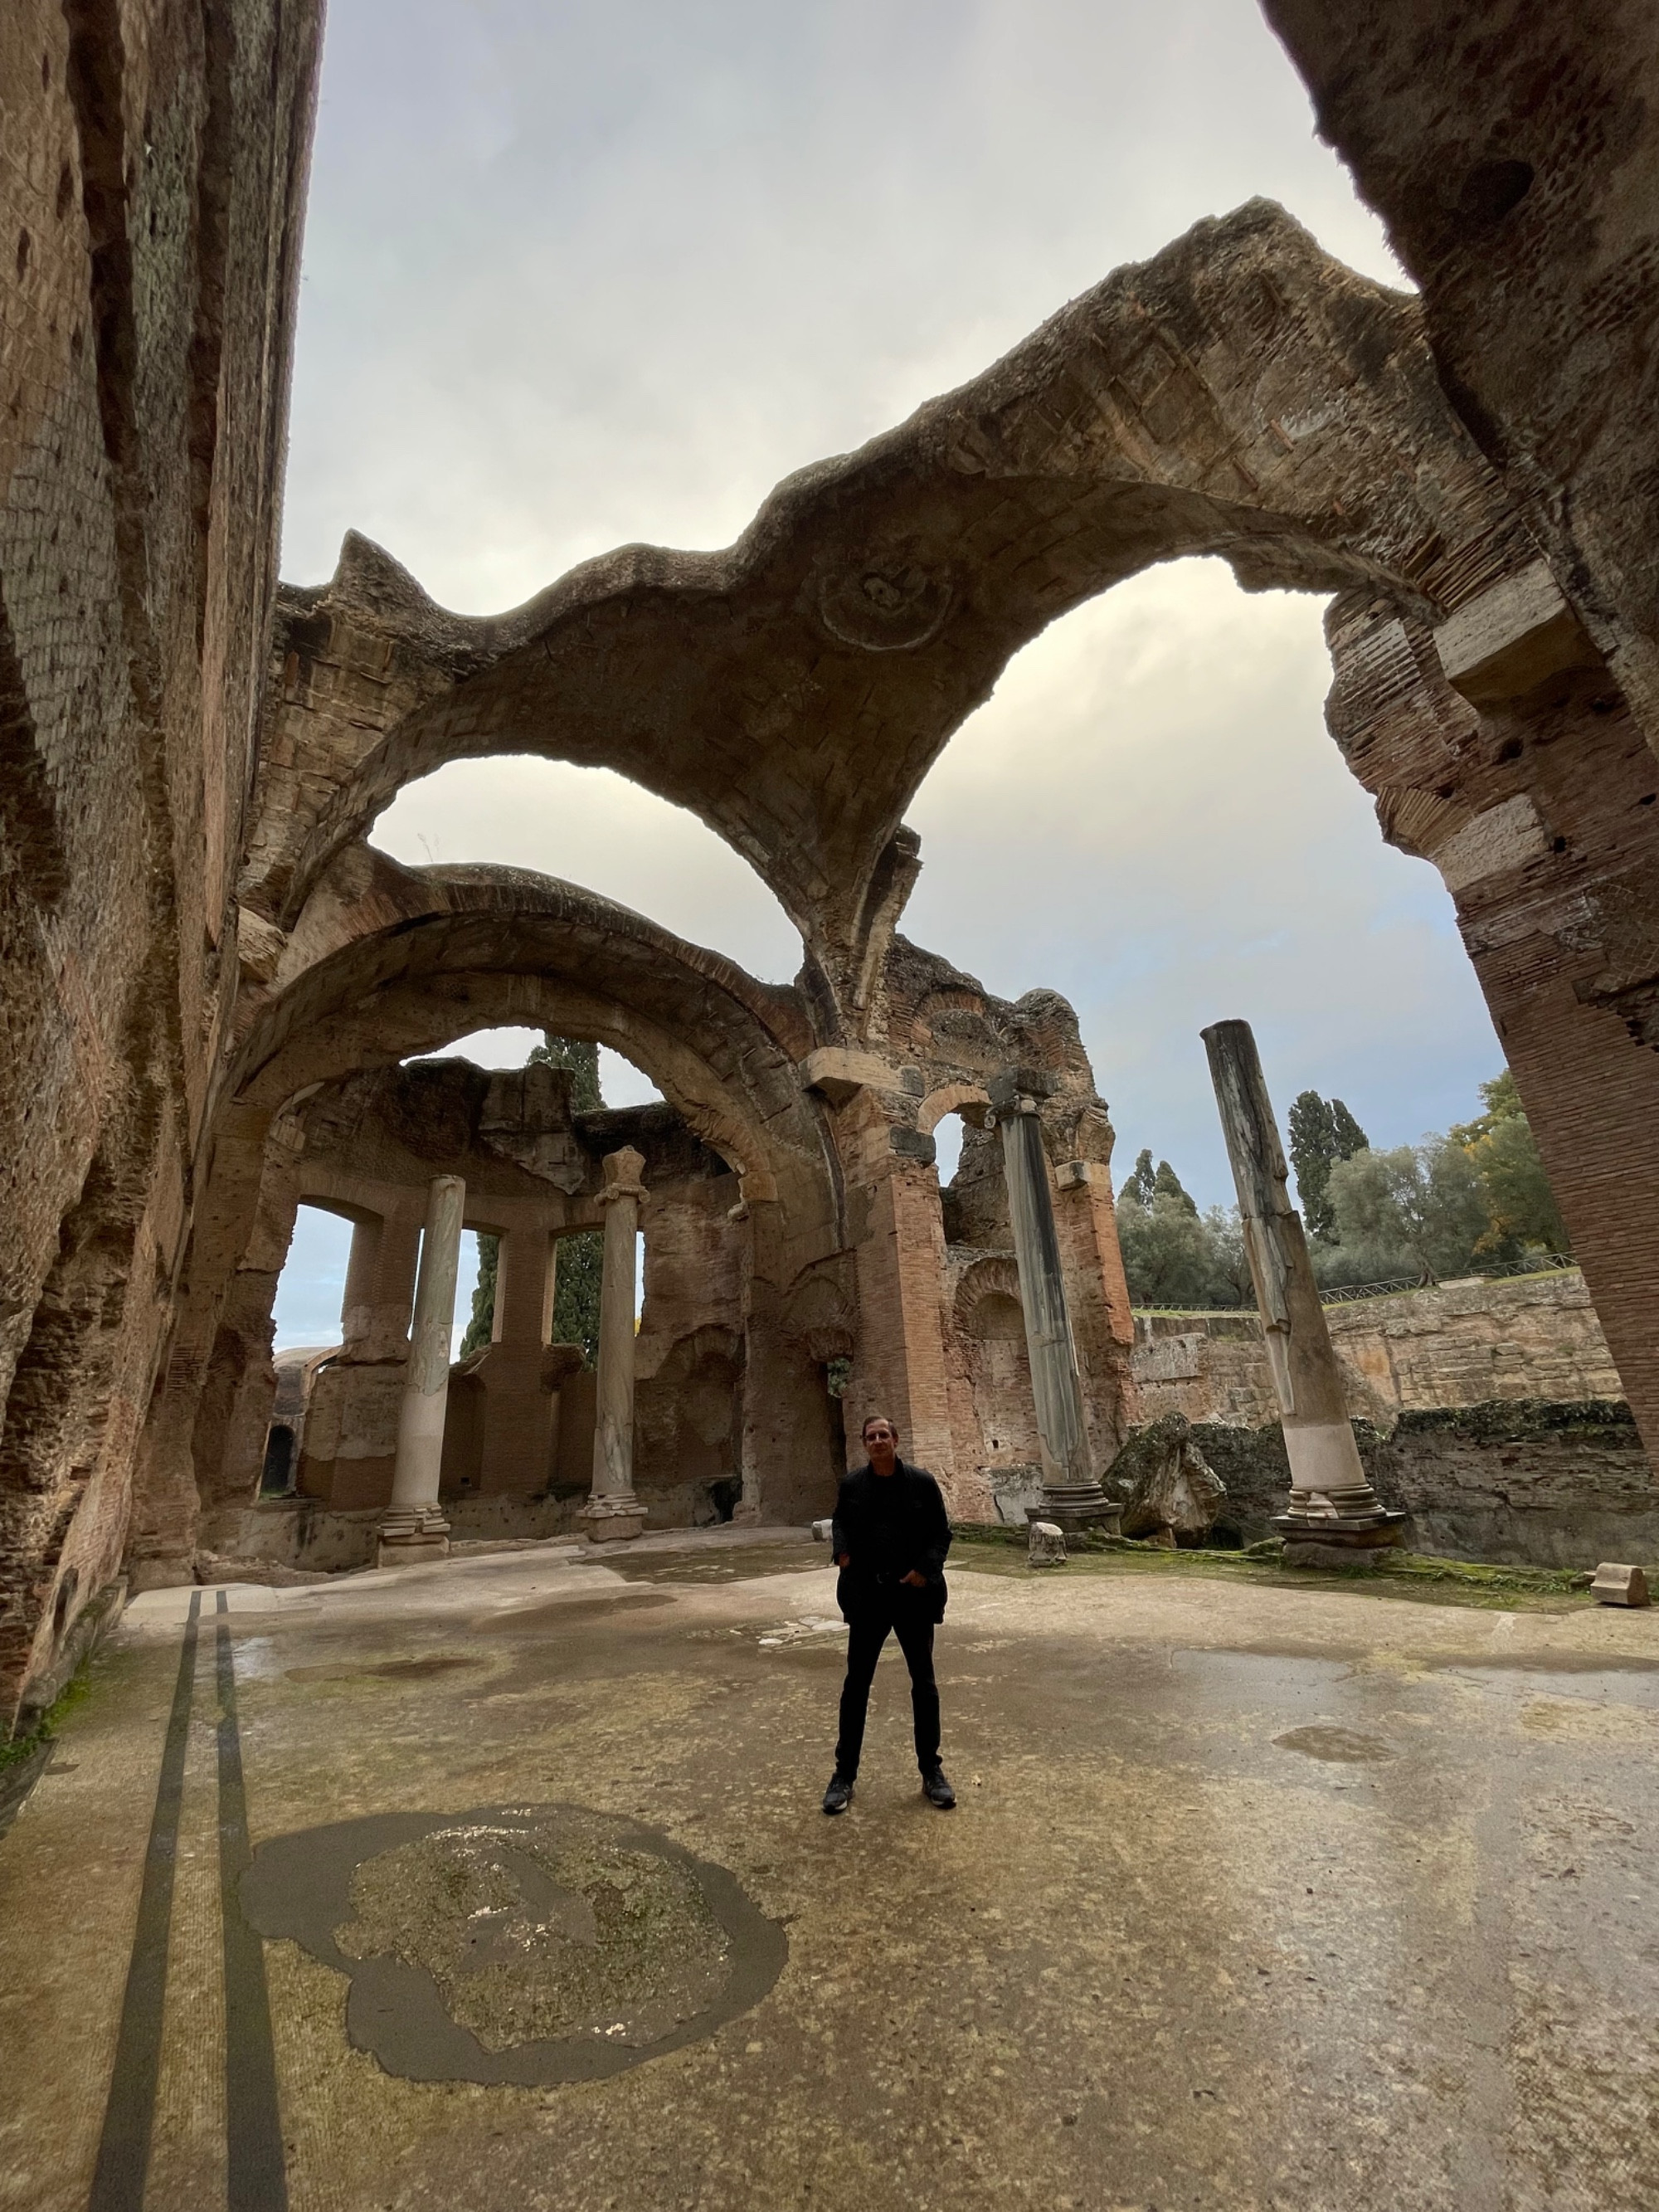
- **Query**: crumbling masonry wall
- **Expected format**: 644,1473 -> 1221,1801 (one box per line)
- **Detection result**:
0,1 -> 321,1725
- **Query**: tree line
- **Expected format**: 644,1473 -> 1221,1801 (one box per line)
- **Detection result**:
1115,1069 -> 1570,1310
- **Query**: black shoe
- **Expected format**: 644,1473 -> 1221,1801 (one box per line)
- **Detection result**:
822,1773 -> 854,1815
922,1766 -> 956,1810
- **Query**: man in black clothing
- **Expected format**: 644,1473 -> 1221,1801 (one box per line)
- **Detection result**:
822,1414 -> 956,1815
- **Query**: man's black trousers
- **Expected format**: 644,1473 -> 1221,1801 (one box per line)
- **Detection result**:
834,1596 -> 940,1778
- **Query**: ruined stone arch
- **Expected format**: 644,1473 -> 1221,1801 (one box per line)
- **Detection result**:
232,850 -> 833,1240
244,202 -> 1534,1030
917,1083 -> 992,1136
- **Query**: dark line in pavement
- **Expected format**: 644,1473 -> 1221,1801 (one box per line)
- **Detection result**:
216,1591 -> 289,2212
87,1589 -> 202,2212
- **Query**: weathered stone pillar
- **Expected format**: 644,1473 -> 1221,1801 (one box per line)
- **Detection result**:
581,1149 -> 649,1543
990,1074 -> 1117,1532
378,1175 -> 465,1566
1201,1019 -> 1404,1562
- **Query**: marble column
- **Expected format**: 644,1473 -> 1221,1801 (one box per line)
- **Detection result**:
580,1148 -> 649,1542
1201,1019 -> 1405,1562
378,1174 -> 466,1566
990,1074 -> 1118,1532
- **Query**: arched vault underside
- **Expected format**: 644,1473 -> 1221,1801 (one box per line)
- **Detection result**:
231,852 -> 839,1271
246,198 -> 1535,1030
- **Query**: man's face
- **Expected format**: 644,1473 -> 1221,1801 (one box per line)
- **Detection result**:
864,1421 -> 898,1470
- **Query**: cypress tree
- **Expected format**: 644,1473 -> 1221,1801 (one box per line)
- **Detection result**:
1124,1147 -> 1157,1207
1152,1158 -> 1199,1216
1288,1089 -> 1370,1237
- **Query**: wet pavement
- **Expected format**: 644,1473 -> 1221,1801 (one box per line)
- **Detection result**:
2,1526 -> 1657,2210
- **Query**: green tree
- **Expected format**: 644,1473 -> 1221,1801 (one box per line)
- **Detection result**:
1287,1089 -> 1370,1237
1152,1158 -> 1199,1217
460,1034 -> 607,1362
1448,1068 -> 1522,1147
1116,1189 -> 1248,1308
1325,1138 -> 1488,1284
459,1234 -> 499,1357
1124,1147 -> 1157,1207
1450,1069 -> 1569,1256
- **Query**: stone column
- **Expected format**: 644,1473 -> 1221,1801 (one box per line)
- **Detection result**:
1201,1019 -> 1404,1563
378,1175 -> 466,1566
990,1074 -> 1118,1533
580,1149 -> 649,1543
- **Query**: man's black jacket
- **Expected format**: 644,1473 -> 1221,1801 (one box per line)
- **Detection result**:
831,1459 -> 951,1625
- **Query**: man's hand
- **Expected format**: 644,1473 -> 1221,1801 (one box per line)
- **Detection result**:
835,1552 -> 851,1567
900,1569 -> 927,1587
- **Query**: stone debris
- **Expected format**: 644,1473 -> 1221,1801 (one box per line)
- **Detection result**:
1589,1562 -> 1651,1607
810,1519 -> 834,1543
1028,1522 -> 1067,1568
1112,1416 -> 1228,1547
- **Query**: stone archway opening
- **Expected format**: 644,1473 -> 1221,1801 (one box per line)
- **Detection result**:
168,884 -> 847,1578
370,757 -> 807,992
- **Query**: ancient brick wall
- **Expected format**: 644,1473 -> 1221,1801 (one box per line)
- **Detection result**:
1132,1270 -> 1626,1430
1264,0 -> 1659,742
0,0 -> 320,1726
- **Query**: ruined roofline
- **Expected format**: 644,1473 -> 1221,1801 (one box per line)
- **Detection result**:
251,196 -> 1534,1034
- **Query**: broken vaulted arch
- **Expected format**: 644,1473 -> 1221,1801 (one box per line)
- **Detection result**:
240,199 -> 1537,1038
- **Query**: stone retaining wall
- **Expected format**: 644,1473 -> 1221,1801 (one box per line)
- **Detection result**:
1191,1401 -> 1657,1570
1132,1270 -> 1623,1428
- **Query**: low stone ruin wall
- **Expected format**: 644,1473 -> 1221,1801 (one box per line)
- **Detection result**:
1132,1270 -> 1623,1428
1190,1401 -> 1658,1570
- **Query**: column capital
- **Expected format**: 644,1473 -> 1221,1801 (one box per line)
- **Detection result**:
596,1146 -> 647,1207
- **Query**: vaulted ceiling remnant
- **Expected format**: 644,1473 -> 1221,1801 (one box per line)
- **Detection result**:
245,198 -> 1531,1035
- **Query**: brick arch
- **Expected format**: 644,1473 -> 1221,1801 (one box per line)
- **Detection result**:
953,1255 -> 1025,1335
231,849 -> 831,1239
244,202 -> 1534,1029
917,1083 -> 992,1136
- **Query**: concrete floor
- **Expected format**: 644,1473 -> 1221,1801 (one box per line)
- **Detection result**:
3,1528 -> 1659,2212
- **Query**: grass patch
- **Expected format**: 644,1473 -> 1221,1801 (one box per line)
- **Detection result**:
1,1656 -> 95,1771
948,1523 -> 1597,1613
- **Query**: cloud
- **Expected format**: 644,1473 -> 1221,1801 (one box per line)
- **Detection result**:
283,0 -> 1404,606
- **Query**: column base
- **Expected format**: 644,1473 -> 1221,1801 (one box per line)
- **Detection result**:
1028,1485 -> 1123,1537
1273,1507 -> 1408,1570
377,1506 -> 452,1570
579,1493 -> 648,1544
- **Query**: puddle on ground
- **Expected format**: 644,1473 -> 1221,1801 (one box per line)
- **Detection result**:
756,1615 -> 843,1648
1274,1724 -> 1396,1764
572,1543 -> 824,1586
472,1592 -> 676,1633
287,1654 -> 490,1683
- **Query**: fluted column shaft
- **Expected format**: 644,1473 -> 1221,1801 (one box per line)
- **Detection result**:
379,1174 -> 465,1562
580,1149 -> 649,1542
1202,1018 -> 1404,1555
993,1079 -> 1117,1531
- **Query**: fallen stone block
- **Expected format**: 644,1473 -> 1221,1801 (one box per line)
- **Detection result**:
1110,1414 -> 1228,1545
1029,1521 -> 1067,1568
1590,1562 -> 1651,1606
811,1518 -> 834,1543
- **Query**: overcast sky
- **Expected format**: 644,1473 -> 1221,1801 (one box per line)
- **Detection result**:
272,0 -> 1501,1347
